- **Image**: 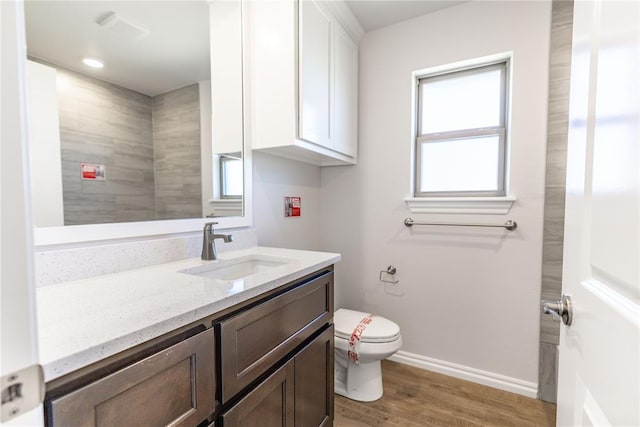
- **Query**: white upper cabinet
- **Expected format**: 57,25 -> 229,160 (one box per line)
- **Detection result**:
210,0 -> 244,156
299,0 -> 331,147
331,22 -> 358,158
246,0 -> 363,166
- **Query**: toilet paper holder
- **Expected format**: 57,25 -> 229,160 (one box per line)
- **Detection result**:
379,266 -> 398,284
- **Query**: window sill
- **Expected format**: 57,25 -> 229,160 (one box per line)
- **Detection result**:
207,198 -> 242,204
206,199 -> 243,217
404,196 -> 516,215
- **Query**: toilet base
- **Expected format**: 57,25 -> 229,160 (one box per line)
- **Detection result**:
334,356 -> 384,402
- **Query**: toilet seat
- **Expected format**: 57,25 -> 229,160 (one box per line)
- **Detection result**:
334,308 -> 401,344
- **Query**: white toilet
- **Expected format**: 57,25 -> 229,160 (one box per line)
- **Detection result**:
334,308 -> 402,402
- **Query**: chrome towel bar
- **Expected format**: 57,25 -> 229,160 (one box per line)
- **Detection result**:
404,217 -> 518,231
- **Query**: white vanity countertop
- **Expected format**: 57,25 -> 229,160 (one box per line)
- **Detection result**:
36,246 -> 340,381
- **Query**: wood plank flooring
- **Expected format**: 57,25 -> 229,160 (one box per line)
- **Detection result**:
335,360 -> 556,427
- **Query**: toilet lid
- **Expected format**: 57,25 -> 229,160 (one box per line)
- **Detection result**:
334,308 -> 401,343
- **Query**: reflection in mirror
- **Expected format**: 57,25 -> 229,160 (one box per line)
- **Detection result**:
219,153 -> 243,199
24,0 -> 244,227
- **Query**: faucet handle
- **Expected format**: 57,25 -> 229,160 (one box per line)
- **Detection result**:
204,221 -> 218,231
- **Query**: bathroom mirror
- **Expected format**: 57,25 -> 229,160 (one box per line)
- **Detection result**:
24,0 -> 250,244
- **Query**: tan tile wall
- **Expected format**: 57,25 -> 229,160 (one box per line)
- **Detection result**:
56,66 -> 156,225
152,84 -> 203,220
538,0 -> 574,403
51,63 -> 203,224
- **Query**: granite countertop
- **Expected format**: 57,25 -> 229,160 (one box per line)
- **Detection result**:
36,246 -> 340,381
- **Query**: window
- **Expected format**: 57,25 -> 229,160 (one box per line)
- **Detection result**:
219,154 -> 242,199
415,61 -> 508,197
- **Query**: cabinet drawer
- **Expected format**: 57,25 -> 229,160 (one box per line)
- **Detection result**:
48,329 -> 216,427
219,272 -> 333,401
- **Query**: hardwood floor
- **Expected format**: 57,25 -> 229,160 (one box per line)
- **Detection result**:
334,360 -> 556,427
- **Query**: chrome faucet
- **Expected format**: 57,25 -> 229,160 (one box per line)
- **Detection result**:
201,222 -> 233,261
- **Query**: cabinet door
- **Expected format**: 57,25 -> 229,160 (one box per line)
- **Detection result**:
299,0 -> 331,146
295,325 -> 334,427
210,0 -> 244,155
332,23 -> 358,158
222,360 -> 295,426
48,329 -> 216,427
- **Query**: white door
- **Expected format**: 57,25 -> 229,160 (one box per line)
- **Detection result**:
1,1 -> 44,425
556,0 -> 639,425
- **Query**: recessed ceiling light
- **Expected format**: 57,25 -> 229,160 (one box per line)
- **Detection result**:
82,57 -> 104,69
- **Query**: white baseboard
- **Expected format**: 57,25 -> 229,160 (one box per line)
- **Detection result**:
387,350 -> 538,399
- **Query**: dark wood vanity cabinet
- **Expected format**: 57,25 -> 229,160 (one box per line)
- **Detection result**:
45,268 -> 334,427
218,272 -> 333,402
222,359 -> 295,426
294,326 -> 334,427
218,270 -> 334,426
220,325 -> 334,427
48,328 -> 216,427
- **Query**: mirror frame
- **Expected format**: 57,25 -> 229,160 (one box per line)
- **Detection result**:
32,0 -> 252,248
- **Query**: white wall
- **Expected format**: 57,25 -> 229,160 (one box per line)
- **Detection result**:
321,1 -> 551,391
199,80 -> 214,216
253,151 -> 322,250
26,60 -> 64,227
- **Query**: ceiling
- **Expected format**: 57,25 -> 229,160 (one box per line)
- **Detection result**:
345,0 -> 466,32
24,1 -> 465,97
24,1 -> 210,96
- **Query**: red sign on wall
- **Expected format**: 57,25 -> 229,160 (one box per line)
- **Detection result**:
284,197 -> 301,217
81,163 -> 106,181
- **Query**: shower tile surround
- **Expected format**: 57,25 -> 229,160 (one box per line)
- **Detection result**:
56,65 -> 156,225
46,61 -> 203,225
152,84 -> 203,220
537,0 -> 573,403
34,228 -> 258,287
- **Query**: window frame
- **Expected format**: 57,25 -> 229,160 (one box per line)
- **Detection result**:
414,60 -> 509,198
219,154 -> 242,199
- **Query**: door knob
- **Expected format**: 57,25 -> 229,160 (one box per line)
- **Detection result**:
541,295 -> 573,326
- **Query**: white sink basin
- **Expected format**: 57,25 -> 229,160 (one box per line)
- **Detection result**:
179,255 -> 291,281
